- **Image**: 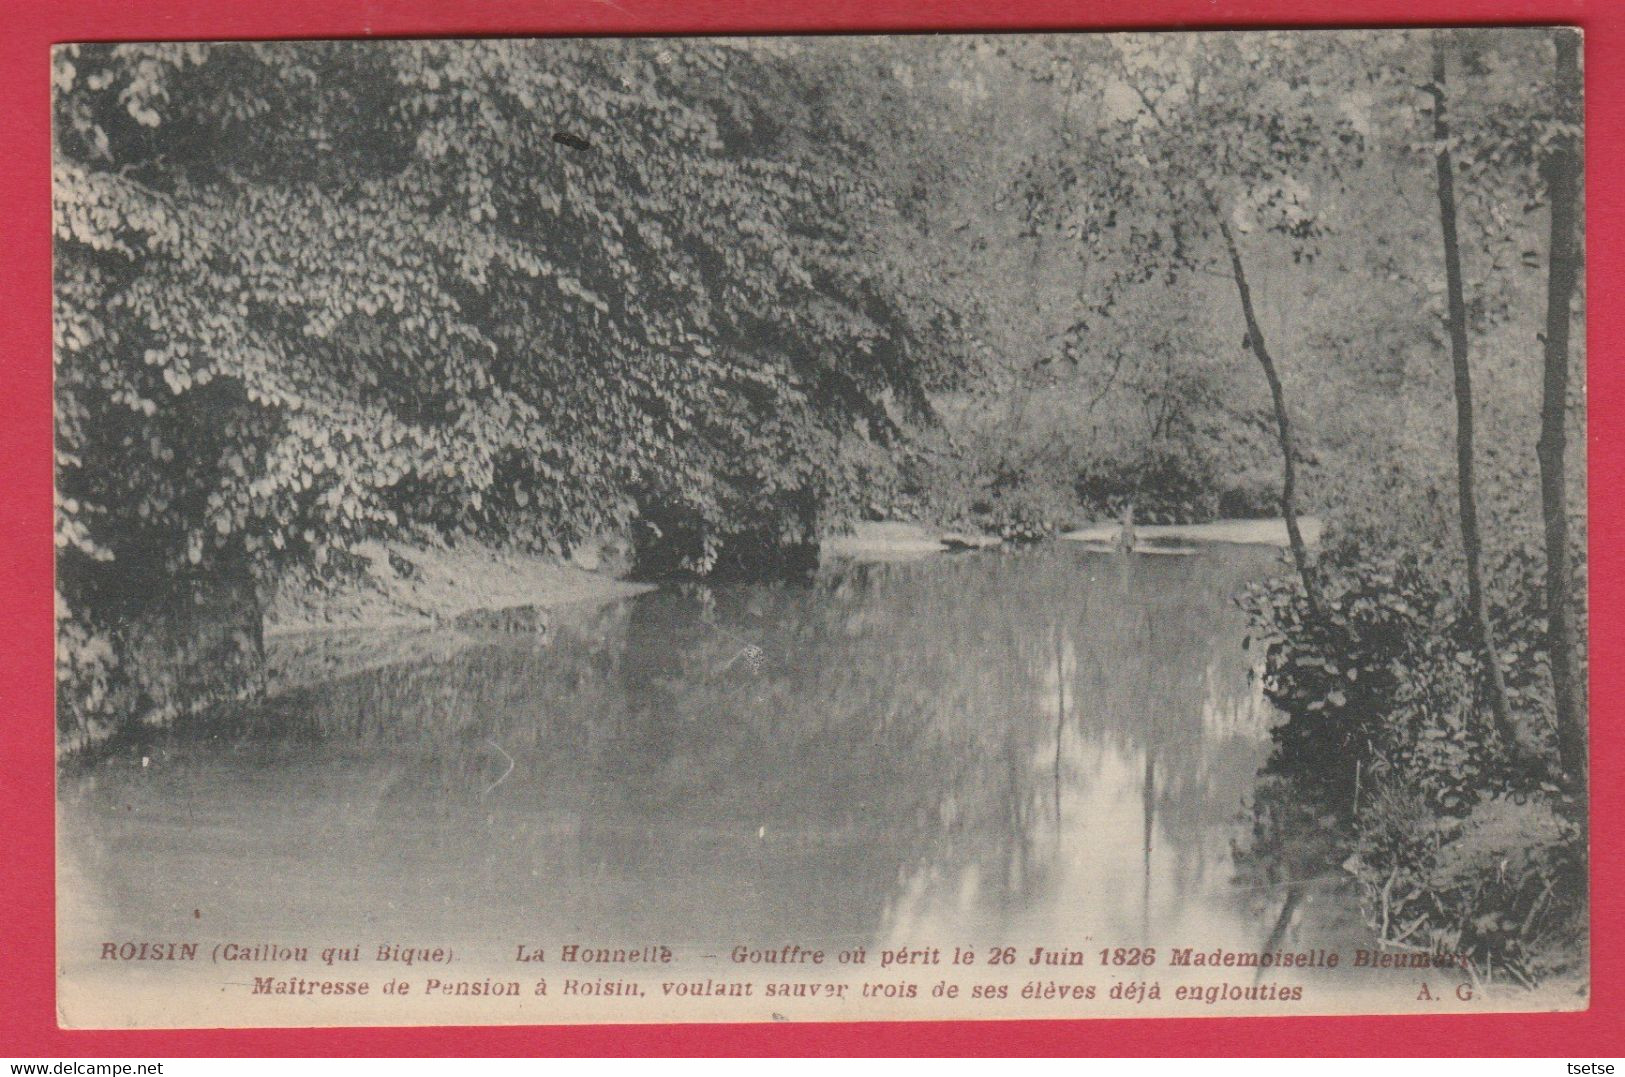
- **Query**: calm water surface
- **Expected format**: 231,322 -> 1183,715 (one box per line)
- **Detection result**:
60,543 -> 1377,1018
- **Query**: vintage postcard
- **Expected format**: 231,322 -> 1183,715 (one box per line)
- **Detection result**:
53,28 -> 1588,1028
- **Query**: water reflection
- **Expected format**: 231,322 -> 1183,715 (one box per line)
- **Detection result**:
61,543 -> 1309,972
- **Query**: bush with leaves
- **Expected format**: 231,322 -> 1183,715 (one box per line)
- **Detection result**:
1242,520 -> 1583,980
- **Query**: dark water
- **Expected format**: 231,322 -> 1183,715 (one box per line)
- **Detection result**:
60,543 -> 1378,1016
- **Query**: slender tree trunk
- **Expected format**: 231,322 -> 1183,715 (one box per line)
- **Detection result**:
1429,34 -> 1517,748
1540,30 -> 1585,795
1212,210 -> 1322,615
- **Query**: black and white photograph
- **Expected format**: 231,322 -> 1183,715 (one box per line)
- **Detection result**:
52,29 -> 1588,1027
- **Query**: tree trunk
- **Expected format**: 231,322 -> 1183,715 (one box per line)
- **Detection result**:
1539,29 -> 1585,795
1429,34 -> 1518,748
1212,210 -> 1322,615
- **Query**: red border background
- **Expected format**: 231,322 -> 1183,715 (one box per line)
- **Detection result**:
3,0 -> 1621,1057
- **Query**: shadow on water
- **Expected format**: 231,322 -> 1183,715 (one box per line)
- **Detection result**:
61,542 -> 1357,966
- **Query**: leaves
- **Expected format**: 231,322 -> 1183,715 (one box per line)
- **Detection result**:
54,38 -> 959,731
